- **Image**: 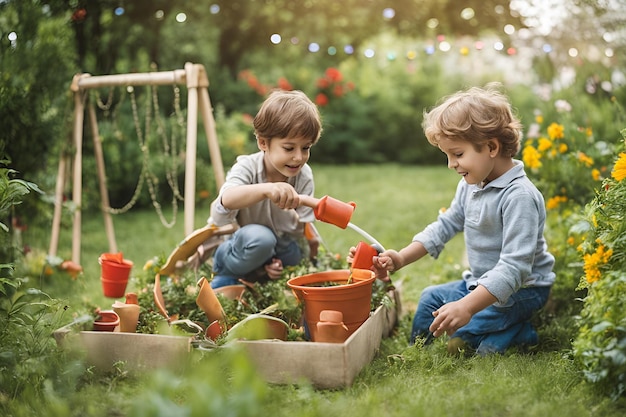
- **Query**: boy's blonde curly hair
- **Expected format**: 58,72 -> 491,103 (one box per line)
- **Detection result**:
422,83 -> 522,157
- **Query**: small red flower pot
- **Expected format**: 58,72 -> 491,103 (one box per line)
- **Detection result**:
93,310 -> 120,332
101,277 -> 128,298
99,256 -> 133,282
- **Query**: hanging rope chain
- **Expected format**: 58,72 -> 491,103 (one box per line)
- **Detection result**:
101,84 -> 186,229
153,85 -> 184,202
96,87 -> 114,115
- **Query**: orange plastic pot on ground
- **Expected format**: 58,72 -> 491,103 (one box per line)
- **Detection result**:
99,253 -> 133,298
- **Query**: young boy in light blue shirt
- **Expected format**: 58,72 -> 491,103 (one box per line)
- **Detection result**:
366,85 -> 555,355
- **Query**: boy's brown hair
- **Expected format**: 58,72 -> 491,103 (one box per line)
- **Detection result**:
422,83 -> 522,157
253,90 -> 323,144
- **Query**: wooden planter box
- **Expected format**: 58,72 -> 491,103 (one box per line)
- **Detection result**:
238,299 -> 398,388
53,322 -> 193,372
54,291 -> 400,388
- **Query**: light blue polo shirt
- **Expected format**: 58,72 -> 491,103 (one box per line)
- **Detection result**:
413,160 -> 556,304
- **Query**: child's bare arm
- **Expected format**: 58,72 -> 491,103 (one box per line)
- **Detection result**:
221,182 -> 300,210
373,241 -> 428,272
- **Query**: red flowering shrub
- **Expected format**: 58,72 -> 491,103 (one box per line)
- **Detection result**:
237,67 -> 354,108
238,70 -> 292,96
314,67 -> 355,107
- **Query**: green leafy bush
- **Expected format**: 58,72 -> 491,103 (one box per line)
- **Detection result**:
0,159 -> 42,262
573,129 -> 626,400
0,156 -> 69,407
521,103 -> 621,314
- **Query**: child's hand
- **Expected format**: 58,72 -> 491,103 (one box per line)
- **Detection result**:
267,183 -> 299,210
429,301 -> 472,337
264,258 -> 283,280
430,285 -> 496,337
373,250 -> 401,272
348,246 -> 392,282
346,245 -> 357,264
298,194 -> 319,209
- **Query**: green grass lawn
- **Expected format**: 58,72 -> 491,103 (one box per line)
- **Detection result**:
15,164 -> 626,417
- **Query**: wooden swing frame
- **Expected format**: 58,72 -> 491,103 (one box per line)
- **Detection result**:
49,63 -> 225,264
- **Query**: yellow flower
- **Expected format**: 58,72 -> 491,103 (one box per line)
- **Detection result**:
611,152 -> 626,181
567,236 -> 575,246
546,195 -> 568,210
583,245 -> 613,284
522,145 -> 542,169
558,143 -> 568,153
537,137 -> 552,152
547,123 -> 564,140
577,152 -> 594,167
535,115 -> 544,124
585,127 -> 593,137
591,168 -> 600,181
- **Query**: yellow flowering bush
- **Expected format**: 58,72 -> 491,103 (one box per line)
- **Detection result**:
523,112 -> 615,209
573,128 -> 626,399
581,242 -> 613,284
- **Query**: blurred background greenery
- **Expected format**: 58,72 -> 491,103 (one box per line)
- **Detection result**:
1,0 -> 625,234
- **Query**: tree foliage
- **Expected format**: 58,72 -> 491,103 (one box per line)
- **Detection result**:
0,0 -> 75,178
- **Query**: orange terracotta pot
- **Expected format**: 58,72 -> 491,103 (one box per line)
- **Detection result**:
99,256 -> 133,282
101,277 -> 128,298
205,320 -> 224,341
93,310 -> 120,332
313,195 -> 356,229
112,301 -> 140,333
213,284 -> 246,301
287,269 -> 374,342
351,241 -> 378,270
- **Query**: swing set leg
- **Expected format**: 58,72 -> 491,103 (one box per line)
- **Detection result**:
88,100 -> 118,254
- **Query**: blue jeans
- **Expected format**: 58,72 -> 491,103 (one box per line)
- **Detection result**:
411,279 -> 551,355
210,224 -> 302,289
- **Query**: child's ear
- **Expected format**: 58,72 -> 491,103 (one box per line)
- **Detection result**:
257,136 -> 269,151
487,139 -> 500,156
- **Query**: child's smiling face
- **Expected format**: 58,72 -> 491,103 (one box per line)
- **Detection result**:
437,136 -> 496,185
258,136 -> 313,182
